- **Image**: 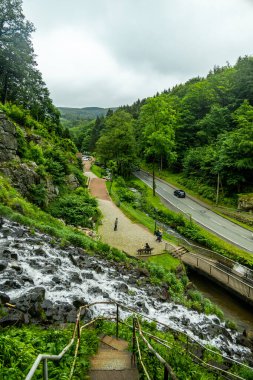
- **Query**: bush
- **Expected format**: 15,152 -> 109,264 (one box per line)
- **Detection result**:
47,193 -> 100,227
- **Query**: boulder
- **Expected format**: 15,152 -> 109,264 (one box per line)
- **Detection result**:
0,260 -> 8,271
0,292 -> 10,304
117,283 -> 129,293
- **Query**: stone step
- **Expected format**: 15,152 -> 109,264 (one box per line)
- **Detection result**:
89,369 -> 139,380
88,335 -> 139,380
101,335 -> 129,351
90,350 -> 132,370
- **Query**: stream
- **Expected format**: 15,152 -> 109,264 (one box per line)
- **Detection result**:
0,218 -> 252,364
188,269 -> 253,331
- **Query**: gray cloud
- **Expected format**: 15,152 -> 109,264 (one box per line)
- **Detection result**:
22,0 -> 253,107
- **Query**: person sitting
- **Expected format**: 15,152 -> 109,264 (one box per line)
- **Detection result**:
145,242 -> 150,250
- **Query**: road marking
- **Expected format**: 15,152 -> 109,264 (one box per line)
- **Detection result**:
187,205 -> 195,210
211,219 -> 222,226
135,172 -> 253,252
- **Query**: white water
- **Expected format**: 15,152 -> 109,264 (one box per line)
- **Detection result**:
0,219 -> 251,362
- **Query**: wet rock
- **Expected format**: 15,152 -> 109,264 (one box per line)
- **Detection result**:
1,249 -> 11,259
34,247 -> 47,256
0,309 -> 25,327
135,301 -> 149,314
117,283 -> 129,293
0,260 -> 8,271
1,228 -> 10,238
237,332 -> 253,351
15,228 -> 26,238
2,279 -> 22,290
0,292 -> 10,304
9,263 -> 22,273
82,272 -> 94,280
42,264 -> 56,275
21,275 -> 34,284
89,286 -> 102,295
52,276 -> 61,284
137,268 -> 149,277
66,309 -> 77,323
159,288 -> 170,302
13,287 -> 46,314
69,272 -> 82,284
10,253 -> 18,260
29,259 -> 42,269
73,297 -> 87,309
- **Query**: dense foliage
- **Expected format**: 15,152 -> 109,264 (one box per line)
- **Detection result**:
0,0 -> 60,124
0,325 -> 99,379
75,57 -> 253,202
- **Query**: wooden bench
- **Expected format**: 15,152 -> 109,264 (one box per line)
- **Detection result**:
137,247 -> 154,255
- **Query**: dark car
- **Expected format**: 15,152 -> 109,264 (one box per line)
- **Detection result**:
174,189 -> 186,198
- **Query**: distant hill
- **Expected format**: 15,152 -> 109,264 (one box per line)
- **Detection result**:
58,106 -> 117,121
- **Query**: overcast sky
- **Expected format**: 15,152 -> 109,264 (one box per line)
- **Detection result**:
22,0 -> 253,108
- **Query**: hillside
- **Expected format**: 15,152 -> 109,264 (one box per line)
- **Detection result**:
58,106 -> 118,123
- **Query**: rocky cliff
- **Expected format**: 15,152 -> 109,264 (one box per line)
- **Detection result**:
0,110 -> 17,161
0,111 -> 59,203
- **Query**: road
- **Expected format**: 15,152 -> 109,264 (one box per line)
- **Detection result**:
134,170 -> 253,253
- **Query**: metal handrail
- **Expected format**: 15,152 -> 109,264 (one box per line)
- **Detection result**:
24,300 -> 253,380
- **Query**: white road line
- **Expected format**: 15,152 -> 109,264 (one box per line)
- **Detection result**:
135,173 -> 253,252
211,219 -> 222,226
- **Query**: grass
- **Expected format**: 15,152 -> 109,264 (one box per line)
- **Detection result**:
110,175 -> 253,267
146,253 -> 181,271
90,164 -> 103,178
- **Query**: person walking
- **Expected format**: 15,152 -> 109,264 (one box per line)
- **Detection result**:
114,217 -> 118,231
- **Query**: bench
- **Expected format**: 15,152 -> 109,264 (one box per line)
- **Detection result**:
137,247 -> 154,255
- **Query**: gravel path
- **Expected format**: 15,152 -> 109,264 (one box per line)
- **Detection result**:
84,164 -> 165,256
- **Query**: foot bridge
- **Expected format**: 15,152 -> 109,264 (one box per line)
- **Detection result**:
165,242 -> 253,306
22,301 -> 252,380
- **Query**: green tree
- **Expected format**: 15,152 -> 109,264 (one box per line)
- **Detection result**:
139,95 -> 177,195
0,0 -> 58,124
95,110 -> 137,177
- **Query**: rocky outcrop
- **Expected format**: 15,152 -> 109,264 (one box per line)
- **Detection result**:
66,173 -> 80,190
238,194 -> 253,212
0,161 -> 40,199
0,111 -> 17,161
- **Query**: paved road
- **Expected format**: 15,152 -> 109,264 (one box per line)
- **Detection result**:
134,170 -> 253,253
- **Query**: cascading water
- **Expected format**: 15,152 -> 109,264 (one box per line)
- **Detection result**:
0,218 -> 252,364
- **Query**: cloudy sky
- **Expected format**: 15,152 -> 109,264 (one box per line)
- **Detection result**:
22,0 -> 253,108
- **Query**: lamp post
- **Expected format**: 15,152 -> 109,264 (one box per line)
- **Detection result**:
154,208 -> 158,234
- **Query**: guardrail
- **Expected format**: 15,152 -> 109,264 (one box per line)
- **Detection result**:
181,252 -> 253,302
22,300 -> 253,380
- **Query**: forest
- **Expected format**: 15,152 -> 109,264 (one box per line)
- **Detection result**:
1,1 -> 253,379
72,57 -> 253,206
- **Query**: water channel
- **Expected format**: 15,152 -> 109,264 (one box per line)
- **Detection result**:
161,223 -> 253,332
188,269 -> 253,332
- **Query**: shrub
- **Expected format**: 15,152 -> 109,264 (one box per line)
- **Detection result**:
47,194 -> 100,227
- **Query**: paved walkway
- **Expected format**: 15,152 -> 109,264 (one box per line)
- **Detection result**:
84,163 -> 165,256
